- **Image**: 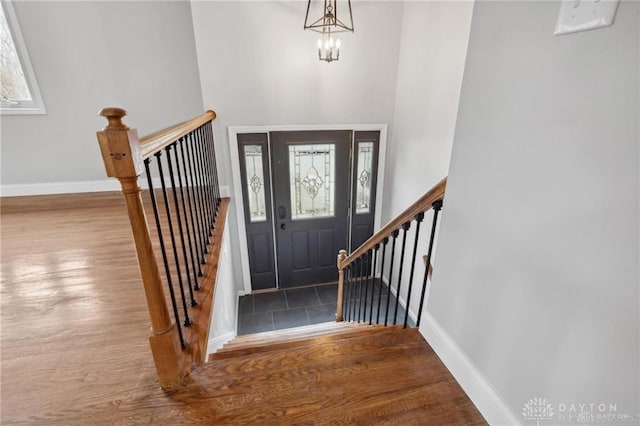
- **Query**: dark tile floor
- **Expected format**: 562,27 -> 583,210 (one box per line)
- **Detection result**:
237,280 -> 415,335
238,283 -> 338,335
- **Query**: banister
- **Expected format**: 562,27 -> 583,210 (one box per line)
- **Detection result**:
97,106 -> 223,389
139,110 -> 217,159
339,177 -> 447,270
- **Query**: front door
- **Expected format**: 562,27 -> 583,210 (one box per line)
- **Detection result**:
270,131 -> 351,288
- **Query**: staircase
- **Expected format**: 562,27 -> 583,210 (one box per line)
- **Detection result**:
131,324 -> 485,424
93,111 -> 484,424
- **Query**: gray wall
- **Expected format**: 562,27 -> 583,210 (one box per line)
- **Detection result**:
428,0 -> 639,417
383,1 -> 473,319
0,1 -> 203,186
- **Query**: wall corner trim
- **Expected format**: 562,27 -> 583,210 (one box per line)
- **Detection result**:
420,312 -> 522,426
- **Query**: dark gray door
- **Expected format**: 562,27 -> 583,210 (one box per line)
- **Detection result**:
270,131 -> 351,288
237,133 -> 277,290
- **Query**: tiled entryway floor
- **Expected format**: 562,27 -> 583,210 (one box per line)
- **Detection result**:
237,281 -> 415,335
237,283 -> 338,335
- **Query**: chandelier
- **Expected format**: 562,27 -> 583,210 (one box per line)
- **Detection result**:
304,0 -> 354,63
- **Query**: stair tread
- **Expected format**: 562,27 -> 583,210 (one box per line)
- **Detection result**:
225,321 -> 368,346
207,325 -> 423,369
210,323 -> 402,361
125,327 -> 486,425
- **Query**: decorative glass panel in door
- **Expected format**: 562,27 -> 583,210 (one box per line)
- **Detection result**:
237,134 -> 277,290
243,145 -> 267,222
289,144 -> 336,219
355,141 -> 374,214
271,131 -> 351,288
350,131 -> 380,251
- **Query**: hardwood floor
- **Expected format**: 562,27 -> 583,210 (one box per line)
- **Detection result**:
1,192 -> 160,424
1,192 -> 485,425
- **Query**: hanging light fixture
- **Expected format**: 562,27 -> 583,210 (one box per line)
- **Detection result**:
304,0 -> 353,63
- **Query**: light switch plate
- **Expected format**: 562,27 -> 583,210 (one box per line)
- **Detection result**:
555,0 -> 620,35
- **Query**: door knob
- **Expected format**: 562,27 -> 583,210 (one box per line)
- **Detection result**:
280,223 -> 286,230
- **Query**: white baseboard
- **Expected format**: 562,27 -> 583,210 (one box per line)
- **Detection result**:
1,178 -> 231,199
0,179 -> 120,197
206,331 -> 236,355
420,312 -> 521,425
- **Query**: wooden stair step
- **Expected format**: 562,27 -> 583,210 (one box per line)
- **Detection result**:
150,327 -> 485,425
80,327 -> 485,424
222,321 -> 371,349
209,323 -> 398,361
205,325 -> 420,374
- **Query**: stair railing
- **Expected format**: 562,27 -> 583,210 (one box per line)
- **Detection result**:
336,177 -> 446,328
96,107 -> 228,389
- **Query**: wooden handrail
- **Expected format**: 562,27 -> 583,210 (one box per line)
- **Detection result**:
339,177 -> 447,269
96,107 -> 222,389
139,110 -> 216,159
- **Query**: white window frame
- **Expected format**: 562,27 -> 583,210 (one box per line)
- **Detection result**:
1,0 -> 46,115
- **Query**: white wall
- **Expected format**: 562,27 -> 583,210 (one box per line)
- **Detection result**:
385,1 -> 473,220
206,226 -> 237,356
381,1 -> 473,320
0,1 -> 203,189
637,3 -> 640,413
191,1 -> 404,292
427,0 -> 639,420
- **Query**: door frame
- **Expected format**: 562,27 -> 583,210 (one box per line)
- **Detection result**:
229,124 -> 388,293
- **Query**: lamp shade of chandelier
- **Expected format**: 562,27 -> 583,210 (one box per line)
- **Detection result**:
304,0 -> 353,63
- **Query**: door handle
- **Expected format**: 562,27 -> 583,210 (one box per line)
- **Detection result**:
278,205 -> 286,220
280,223 -> 286,230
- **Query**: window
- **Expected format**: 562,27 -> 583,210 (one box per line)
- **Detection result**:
1,1 -> 45,114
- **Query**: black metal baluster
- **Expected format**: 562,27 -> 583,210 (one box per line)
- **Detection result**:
202,125 -> 216,231
208,121 -> 221,209
346,265 -> 353,321
417,200 -> 443,327
155,152 -> 191,326
179,135 -> 205,274
195,126 -> 213,236
144,158 -> 186,348
185,131 -> 207,265
376,238 -> 388,324
393,222 -> 411,325
368,245 -> 379,325
403,212 -> 424,328
175,138 -> 201,289
199,125 -> 214,225
165,145 -> 197,307
178,136 -> 203,280
344,265 -> 350,321
189,129 -> 210,249
352,259 -> 359,322
356,257 -> 364,323
384,230 -> 399,326
362,250 -> 371,324
351,261 -> 358,322
204,122 -> 220,213
209,121 -> 220,209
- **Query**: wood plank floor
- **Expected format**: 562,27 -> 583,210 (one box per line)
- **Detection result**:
1,192 -> 485,425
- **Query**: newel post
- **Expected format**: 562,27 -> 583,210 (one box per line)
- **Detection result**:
96,107 -> 188,388
336,249 -> 347,322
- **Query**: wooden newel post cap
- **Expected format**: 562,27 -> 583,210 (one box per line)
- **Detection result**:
337,249 -> 347,268
99,107 -> 129,130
